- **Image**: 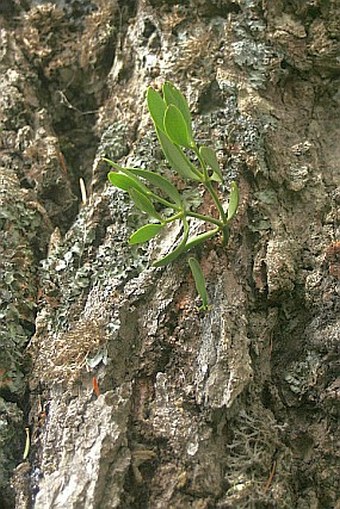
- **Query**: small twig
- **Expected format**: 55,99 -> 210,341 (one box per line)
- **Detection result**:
56,90 -> 98,116
264,459 -> 277,493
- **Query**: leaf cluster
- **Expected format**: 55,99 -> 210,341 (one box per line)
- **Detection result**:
105,82 -> 239,310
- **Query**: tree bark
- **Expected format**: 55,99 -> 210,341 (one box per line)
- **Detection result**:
0,1 -> 339,508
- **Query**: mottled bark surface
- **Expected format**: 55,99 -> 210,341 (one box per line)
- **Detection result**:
0,1 -> 339,508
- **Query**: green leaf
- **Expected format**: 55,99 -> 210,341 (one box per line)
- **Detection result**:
126,168 -> 182,206
184,227 -> 219,251
164,104 -> 193,148
188,257 -> 209,310
105,159 -> 150,194
147,87 -> 166,130
156,128 -> 202,181
103,158 -> 123,170
129,223 -> 164,244
105,158 -> 183,210
227,181 -> 239,221
108,171 -> 148,194
153,219 -> 189,267
129,188 -> 163,220
162,82 -> 192,138
199,146 -> 223,183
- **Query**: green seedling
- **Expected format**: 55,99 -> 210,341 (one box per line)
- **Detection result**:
105,81 -> 239,310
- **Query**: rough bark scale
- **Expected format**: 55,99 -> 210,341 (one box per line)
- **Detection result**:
0,1 -> 338,508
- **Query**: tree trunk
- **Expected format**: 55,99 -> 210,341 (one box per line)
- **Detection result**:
1,1 -> 339,508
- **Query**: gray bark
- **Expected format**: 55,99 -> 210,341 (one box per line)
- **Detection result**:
0,1 -> 339,508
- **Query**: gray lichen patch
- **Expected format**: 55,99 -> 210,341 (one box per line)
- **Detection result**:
0,157 -> 50,507
28,202 -> 147,392
0,164 -> 50,389
0,163 -> 50,501
0,400 -> 24,508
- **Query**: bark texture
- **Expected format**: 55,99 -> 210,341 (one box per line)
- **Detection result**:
0,1 -> 339,508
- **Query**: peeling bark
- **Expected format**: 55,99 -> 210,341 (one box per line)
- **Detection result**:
0,1 -> 339,508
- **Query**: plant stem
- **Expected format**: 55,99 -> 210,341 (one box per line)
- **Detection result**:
164,211 -> 184,223
206,180 -> 229,245
186,211 -> 223,227
184,226 -> 219,250
204,180 -> 227,224
193,144 -> 209,182
193,144 -> 228,237
148,192 -> 181,211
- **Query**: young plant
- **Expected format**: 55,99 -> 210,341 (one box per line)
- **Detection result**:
104,81 -> 239,310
